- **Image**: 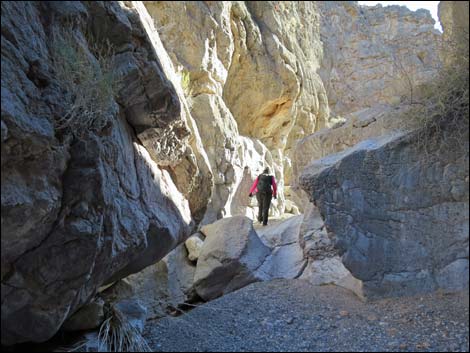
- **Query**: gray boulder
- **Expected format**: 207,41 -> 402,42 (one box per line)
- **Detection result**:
112,299 -> 148,334
255,215 -> 306,280
121,243 -> 197,320
300,131 -> 469,298
61,298 -> 105,332
1,1 -> 193,345
194,216 -> 270,301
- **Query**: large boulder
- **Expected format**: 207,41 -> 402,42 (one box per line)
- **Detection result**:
291,106 -> 396,208
117,243 -> 197,320
255,215 -> 307,280
1,1 -> 194,345
300,130 -> 469,298
193,216 -> 270,301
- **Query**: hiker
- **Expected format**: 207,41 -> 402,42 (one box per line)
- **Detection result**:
248,167 -> 277,226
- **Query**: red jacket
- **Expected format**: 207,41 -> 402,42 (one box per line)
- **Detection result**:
249,175 -> 277,197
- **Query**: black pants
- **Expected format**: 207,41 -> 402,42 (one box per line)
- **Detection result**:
256,191 -> 272,225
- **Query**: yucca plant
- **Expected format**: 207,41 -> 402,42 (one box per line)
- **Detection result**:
62,303 -> 151,352
95,305 -> 151,352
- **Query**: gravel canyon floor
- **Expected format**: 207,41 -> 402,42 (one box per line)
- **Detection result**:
144,279 -> 469,352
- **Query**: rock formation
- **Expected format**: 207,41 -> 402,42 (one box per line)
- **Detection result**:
291,106 -> 398,209
438,1 -> 469,66
2,0 -> 467,346
294,1 -> 468,299
102,243 -> 197,321
300,129 -> 469,298
318,1 -> 441,118
1,1 -> 196,344
193,216 -> 271,301
144,1 -> 330,220
255,215 -> 307,280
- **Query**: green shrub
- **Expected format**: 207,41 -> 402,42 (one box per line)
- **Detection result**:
180,69 -> 192,96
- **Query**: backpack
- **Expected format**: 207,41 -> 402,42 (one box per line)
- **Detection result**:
257,173 -> 272,193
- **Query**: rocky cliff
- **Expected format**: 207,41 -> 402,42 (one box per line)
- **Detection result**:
297,1 -> 469,299
2,0 -> 467,346
438,1 -> 469,66
144,1 -> 330,222
318,1 -> 441,118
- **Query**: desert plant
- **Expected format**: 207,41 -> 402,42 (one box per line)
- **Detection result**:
95,305 -> 151,352
50,25 -> 118,136
396,31 -> 469,155
180,69 -> 191,95
179,68 -> 195,110
64,304 -> 151,352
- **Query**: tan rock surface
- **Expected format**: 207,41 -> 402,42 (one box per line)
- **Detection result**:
318,1 -> 441,117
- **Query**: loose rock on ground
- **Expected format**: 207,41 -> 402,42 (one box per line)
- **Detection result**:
144,279 -> 469,352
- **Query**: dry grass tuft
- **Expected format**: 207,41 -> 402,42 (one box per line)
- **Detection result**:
50,25 -> 118,137
391,33 -> 469,156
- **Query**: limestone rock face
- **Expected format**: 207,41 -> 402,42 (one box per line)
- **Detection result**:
144,1 -> 329,218
1,1 -> 194,345
225,2 -> 330,149
194,216 -> 271,301
300,131 -> 469,298
438,1 -> 469,65
318,1 -> 441,117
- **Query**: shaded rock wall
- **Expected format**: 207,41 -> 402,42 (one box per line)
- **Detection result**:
1,1 -> 195,344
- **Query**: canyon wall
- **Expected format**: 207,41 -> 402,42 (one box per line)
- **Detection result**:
144,1 -> 330,222
318,1 -> 441,117
298,1 -> 468,299
1,1 -> 329,344
2,0 -> 466,345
